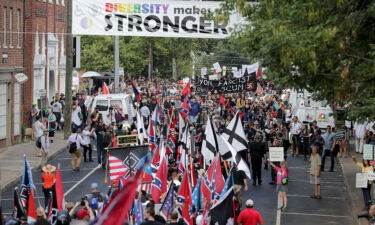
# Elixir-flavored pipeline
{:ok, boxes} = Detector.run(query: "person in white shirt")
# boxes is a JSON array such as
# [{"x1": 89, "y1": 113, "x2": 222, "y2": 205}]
[
  {"x1": 34, "y1": 116, "x2": 46, "y2": 157},
  {"x1": 82, "y1": 125, "x2": 95, "y2": 162},
  {"x1": 51, "y1": 99, "x2": 62, "y2": 130},
  {"x1": 67, "y1": 128, "x2": 84, "y2": 172},
  {"x1": 354, "y1": 121, "x2": 368, "y2": 153},
  {"x1": 72, "y1": 102, "x2": 83, "y2": 131},
  {"x1": 40, "y1": 129, "x2": 50, "y2": 167},
  {"x1": 289, "y1": 116, "x2": 302, "y2": 157}
]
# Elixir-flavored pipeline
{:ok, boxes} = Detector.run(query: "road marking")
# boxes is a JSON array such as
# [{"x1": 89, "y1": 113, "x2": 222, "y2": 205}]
[
  {"x1": 1, "y1": 196, "x2": 43, "y2": 201},
  {"x1": 288, "y1": 179, "x2": 343, "y2": 184},
  {"x1": 60, "y1": 167, "x2": 97, "y2": 172},
  {"x1": 34, "y1": 180, "x2": 79, "y2": 185},
  {"x1": 287, "y1": 194, "x2": 345, "y2": 200},
  {"x1": 276, "y1": 195, "x2": 281, "y2": 225},
  {"x1": 64, "y1": 166, "x2": 100, "y2": 196},
  {"x1": 281, "y1": 212, "x2": 349, "y2": 218}
]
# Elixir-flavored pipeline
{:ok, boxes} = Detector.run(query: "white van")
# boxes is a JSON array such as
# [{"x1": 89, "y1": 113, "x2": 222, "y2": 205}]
[{"x1": 91, "y1": 94, "x2": 134, "y2": 126}]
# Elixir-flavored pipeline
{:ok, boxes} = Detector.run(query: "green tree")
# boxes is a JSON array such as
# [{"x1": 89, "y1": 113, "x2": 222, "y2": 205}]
[{"x1": 225, "y1": 0, "x2": 375, "y2": 122}]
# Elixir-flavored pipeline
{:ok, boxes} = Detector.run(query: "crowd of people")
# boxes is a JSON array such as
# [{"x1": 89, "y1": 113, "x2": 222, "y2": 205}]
[{"x1": 8, "y1": 76, "x2": 374, "y2": 225}]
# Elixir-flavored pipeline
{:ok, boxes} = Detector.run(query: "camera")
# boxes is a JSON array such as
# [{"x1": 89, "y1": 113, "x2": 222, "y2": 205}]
[
  {"x1": 109, "y1": 106, "x2": 114, "y2": 111},
  {"x1": 81, "y1": 197, "x2": 86, "y2": 206}
]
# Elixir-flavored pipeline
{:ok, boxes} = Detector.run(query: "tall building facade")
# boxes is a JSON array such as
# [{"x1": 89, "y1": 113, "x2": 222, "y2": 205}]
[{"x1": 0, "y1": 0, "x2": 67, "y2": 148}]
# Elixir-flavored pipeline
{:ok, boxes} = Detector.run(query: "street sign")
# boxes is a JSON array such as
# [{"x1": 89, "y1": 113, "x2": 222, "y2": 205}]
[
  {"x1": 38, "y1": 89, "x2": 47, "y2": 97},
  {"x1": 14, "y1": 73, "x2": 28, "y2": 84}
]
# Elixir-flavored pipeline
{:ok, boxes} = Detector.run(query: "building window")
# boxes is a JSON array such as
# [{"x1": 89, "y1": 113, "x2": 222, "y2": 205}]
[
  {"x1": 17, "y1": 9, "x2": 21, "y2": 48},
  {"x1": 61, "y1": 0, "x2": 65, "y2": 7},
  {"x1": 49, "y1": 0, "x2": 53, "y2": 4},
  {"x1": 9, "y1": 8, "x2": 13, "y2": 48},
  {"x1": 0, "y1": 83, "x2": 7, "y2": 140},
  {"x1": 13, "y1": 83, "x2": 20, "y2": 136},
  {"x1": 3, "y1": 8, "x2": 7, "y2": 48},
  {"x1": 56, "y1": 0, "x2": 59, "y2": 5}
]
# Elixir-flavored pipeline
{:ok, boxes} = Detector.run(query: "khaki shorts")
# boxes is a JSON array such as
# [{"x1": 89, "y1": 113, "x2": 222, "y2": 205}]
[{"x1": 310, "y1": 175, "x2": 320, "y2": 185}]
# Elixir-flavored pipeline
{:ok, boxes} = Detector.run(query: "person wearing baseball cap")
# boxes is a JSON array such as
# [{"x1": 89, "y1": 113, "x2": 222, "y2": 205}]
[{"x1": 237, "y1": 199, "x2": 264, "y2": 225}]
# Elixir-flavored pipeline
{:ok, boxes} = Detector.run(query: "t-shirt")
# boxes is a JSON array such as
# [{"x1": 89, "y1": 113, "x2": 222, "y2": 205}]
[
  {"x1": 310, "y1": 154, "x2": 322, "y2": 176},
  {"x1": 52, "y1": 102, "x2": 62, "y2": 113},
  {"x1": 274, "y1": 166, "x2": 288, "y2": 185},
  {"x1": 233, "y1": 170, "x2": 247, "y2": 186},
  {"x1": 34, "y1": 121, "x2": 45, "y2": 138},
  {"x1": 72, "y1": 106, "x2": 82, "y2": 126},
  {"x1": 237, "y1": 208, "x2": 264, "y2": 225}
]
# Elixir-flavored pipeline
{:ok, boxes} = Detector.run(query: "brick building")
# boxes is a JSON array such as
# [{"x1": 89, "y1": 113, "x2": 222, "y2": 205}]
[
  {"x1": 23, "y1": 0, "x2": 67, "y2": 127},
  {"x1": 0, "y1": 0, "x2": 67, "y2": 148},
  {"x1": 0, "y1": 0, "x2": 24, "y2": 148}
]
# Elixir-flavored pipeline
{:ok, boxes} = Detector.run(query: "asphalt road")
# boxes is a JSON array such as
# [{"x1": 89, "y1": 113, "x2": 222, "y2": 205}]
[{"x1": 1, "y1": 149, "x2": 354, "y2": 225}]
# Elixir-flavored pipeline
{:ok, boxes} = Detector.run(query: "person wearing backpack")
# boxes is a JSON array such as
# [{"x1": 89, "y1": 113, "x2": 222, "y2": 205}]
[
  {"x1": 85, "y1": 183, "x2": 105, "y2": 203},
  {"x1": 67, "y1": 129, "x2": 84, "y2": 172},
  {"x1": 268, "y1": 160, "x2": 289, "y2": 212}
]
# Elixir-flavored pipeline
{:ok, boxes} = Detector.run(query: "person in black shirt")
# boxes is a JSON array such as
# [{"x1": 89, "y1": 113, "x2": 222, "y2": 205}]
[
  {"x1": 248, "y1": 134, "x2": 267, "y2": 185},
  {"x1": 233, "y1": 166, "x2": 248, "y2": 207},
  {"x1": 141, "y1": 207, "x2": 164, "y2": 225},
  {"x1": 167, "y1": 211, "x2": 184, "y2": 225}
]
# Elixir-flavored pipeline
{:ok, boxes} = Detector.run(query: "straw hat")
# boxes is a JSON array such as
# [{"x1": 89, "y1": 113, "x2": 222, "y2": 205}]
[{"x1": 42, "y1": 164, "x2": 56, "y2": 173}]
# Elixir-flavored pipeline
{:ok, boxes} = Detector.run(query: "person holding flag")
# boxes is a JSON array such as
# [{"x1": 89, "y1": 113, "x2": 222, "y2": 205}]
[{"x1": 41, "y1": 164, "x2": 56, "y2": 208}]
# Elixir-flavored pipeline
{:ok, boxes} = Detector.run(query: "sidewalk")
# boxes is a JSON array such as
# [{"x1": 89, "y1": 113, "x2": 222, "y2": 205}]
[
  {"x1": 339, "y1": 139, "x2": 370, "y2": 225},
  {"x1": 0, "y1": 132, "x2": 67, "y2": 192}
]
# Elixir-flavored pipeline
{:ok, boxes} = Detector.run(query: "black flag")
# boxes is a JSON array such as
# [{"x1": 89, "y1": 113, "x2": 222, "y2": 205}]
[
  {"x1": 209, "y1": 187, "x2": 235, "y2": 225},
  {"x1": 12, "y1": 187, "x2": 25, "y2": 218}
]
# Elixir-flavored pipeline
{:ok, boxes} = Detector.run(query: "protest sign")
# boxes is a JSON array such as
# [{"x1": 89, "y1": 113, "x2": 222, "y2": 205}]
[
  {"x1": 364, "y1": 144, "x2": 374, "y2": 160},
  {"x1": 201, "y1": 67, "x2": 207, "y2": 77},
  {"x1": 213, "y1": 62, "x2": 222, "y2": 73},
  {"x1": 269, "y1": 147, "x2": 284, "y2": 162},
  {"x1": 356, "y1": 173, "x2": 368, "y2": 188},
  {"x1": 241, "y1": 62, "x2": 259, "y2": 76},
  {"x1": 195, "y1": 69, "x2": 257, "y2": 93},
  {"x1": 117, "y1": 135, "x2": 139, "y2": 146},
  {"x1": 368, "y1": 171, "x2": 375, "y2": 181},
  {"x1": 72, "y1": 0, "x2": 245, "y2": 39}
]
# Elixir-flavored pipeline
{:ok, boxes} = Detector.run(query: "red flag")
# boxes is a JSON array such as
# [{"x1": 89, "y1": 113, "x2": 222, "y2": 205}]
[
  {"x1": 55, "y1": 168, "x2": 65, "y2": 211},
  {"x1": 177, "y1": 170, "x2": 193, "y2": 225},
  {"x1": 148, "y1": 120, "x2": 156, "y2": 151},
  {"x1": 112, "y1": 135, "x2": 118, "y2": 148},
  {"x1": 166, "y1": 116, "x2": 176, "y2": 155},
  {"x1": 108, "y1": 155, "x2": 127, "y2": 183},
  {"x1": 151, "y1": 156, "x2": 168, "y2": 203},
  {"x1": 102, "y1": 82, "x2": 109, "y2": 94},
  {"x1": 181, "y1": 83, "x2": 191, "y2": 96},
  {"x1": 96, "y1": 169, "x2": 143, "y2": 225},
  {"x1": 179, "y1": 96, "x2": 190, "y2": 119},
  {"x1": 27, "y1": 191, "x2": 37, "y2": 224},
  {"x1": 151, "y1": 145, "x2": 161, "y2": 172},
  {"x1": 256, "y1": 66, "x2": 262, "y2": 79},
  {"x1": 201, "y1": 156, "x2": 225, "y2": 203}
]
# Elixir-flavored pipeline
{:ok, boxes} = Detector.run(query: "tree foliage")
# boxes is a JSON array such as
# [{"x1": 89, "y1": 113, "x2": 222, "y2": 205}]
[{"x1": 225, "y1": 0, "x2": 375, "y2": 122}]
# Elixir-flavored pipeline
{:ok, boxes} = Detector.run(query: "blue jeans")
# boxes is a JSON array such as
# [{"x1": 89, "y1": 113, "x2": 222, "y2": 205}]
[
  {"x1": 362, "y1": 183, "x2": 372, "y2": 208},
  {"x1": 321, "y1": 149, "x2": 334, "y2": 171},
  {"x1": 189, "y1": 115, "x2": 198, "y2": 123},
  {"x1": 96, "y1": 143, "x2": 106, "y2": 166},
  {"x1": 71, "y1": 123, "x2": 82, "y2": 131}
]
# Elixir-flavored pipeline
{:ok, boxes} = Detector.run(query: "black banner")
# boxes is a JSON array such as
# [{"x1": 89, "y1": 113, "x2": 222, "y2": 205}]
[
  {"x1": 194, "y1": 70, "x2": 257, "y2": 94},
  {"x1": 117, "y1": 135, "x2": 138, "y2": 146}
]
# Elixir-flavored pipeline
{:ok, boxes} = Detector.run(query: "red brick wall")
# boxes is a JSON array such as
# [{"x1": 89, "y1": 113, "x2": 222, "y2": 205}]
[{"x1": 23, "y1": 0, "x2": 67, "y2": 127}]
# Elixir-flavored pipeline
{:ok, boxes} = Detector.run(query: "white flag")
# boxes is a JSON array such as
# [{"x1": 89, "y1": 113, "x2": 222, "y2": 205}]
[
  {"x1": 136, "y1": 111, "x2": 148, "y2": 144},
  {"x1": 221, "y1": 112, "x2": 248, "y2": 152},
  {"x1": 201, "y1": 117, "x2": 218, "y2": 163}
]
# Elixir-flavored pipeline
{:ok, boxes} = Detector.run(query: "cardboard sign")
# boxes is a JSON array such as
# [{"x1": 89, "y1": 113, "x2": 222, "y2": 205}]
[
  {"x1": 368, "y1": 171, "x2": 375, "y2": 181},
  {"x1": 269, "y1": 147, "x2": 284, "y2": 162},
  {"x1": 201, "y1": 67, "x2": 207, "y2": 77},
  {"x1": 364, "y1": 144, "x2": 374, "y2": 160},
  {"x1": 356, "y1": 173, "x2": 368, "y2": 188},
  {"x1": 117, "y1": 135, "x2": 138, "y2": 146}
]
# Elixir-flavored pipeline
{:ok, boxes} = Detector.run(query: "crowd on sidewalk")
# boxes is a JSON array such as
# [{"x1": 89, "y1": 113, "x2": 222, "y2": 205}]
[{"x1": 4, "y1": 76, "x2": 375, "y2": 225}]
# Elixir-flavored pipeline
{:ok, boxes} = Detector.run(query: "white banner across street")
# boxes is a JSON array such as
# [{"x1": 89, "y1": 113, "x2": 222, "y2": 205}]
[{"x1": 72, "y1": 0, "x2": 245, "y2": 38}]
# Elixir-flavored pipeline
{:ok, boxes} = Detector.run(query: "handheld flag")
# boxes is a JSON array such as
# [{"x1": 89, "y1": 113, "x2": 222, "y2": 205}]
[
  {"x1": 201, "y1": 156, "x2": 225, "y2": 203},
  {"x1": 192, "y1": 178, "x2": 202, "y2": 213},
  {"x1": 131, "y1": 81, "x2": 142, "y2": 102},
  {"x1": 27, "y1": 191, "x2": 37, "y2": 223},
  {"x1": 181, "y1": 82, "x2": 192, "y2": 96},
  {"x1": 55, "y1": 167, "x2": 65, "y2": 211},
  {"x1": 102, "y1": 82, "x2": 109, "y2": 94},
  {"x1": 221, "y1": 112, "x2": 248, "y2": 153},
  {"x1": 151, "y1": 156, "x2": 168, "y2": 203},
  {"x1": 160, "y1": 183, "x2": 175, "y2": 220},
  {"x1": 208, "y1": 187, "x2": 235, "y2": 225},
  {"x1": 201, "y1": 117, "x2": 219, "y2": 163},
  {"x1": 179, "y1": 96, "x2": 191, "y2": 119},
  {"x1": 177, "y1": 170, "x2": 193, "y2": 225}
]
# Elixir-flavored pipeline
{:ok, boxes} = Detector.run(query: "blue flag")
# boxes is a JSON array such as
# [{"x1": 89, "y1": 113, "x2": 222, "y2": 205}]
[
  {"x1": 219, "y1": 172, "x2": 233, "y2": 200},
  {"x1": 20, "y1": 156, "x2": 35, "y2": 208},
  {"x1": 192, "y1": 178, "x2": 202, "y2": 212},
  {"x1": 134, "y1": 198, "x2": 144, "y2": 225},
  {"x1": 160, "y1": 183, "x2": 175, "y2": 220}
]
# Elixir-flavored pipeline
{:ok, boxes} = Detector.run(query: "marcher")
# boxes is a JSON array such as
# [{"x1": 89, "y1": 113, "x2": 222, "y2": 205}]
[
  {"x1": 41, "y1": 164, "x2": 56, "y2": 208},
  {"x1": 233, "y1": 165, "x2": 249, "y2": 207},
  {"x1": 40, "y1": 129, "x2": 50, "y2": 167},
  {"x1": 82, "y1": 125, "x2": 95, "y2": 162},
  {"x1": 141, "y1": 207, "x2": 164, "y2": 225},
  {"x1": 249, "y1": 134, "x2": 267, "y2": 185},
  {"x1": 321, "y1": 125, "x2": 336, "y2": 172},
  {"x1": 237, "y1": 199, "x2": 264, "y2": 225},
  {"x1": 52, "y1": 98, "x2": 63, "y2": 130},
  {"x1": 289, "y1": 116, "x2": 302, "y2": 157},
  {"x1": 47, "y1": 109, "x2": 56, "y2": 143},
  {"x1": 72, "y1": 100, "x2": 83, "y2": 131},
  {"x1": 67, "y1": 129, "x2": 83, "y2": 172},
  {"x1": 268, "y1": 160, "x2": 288, "y2": 211},
  {"x1": 352, "y1": 156, "x2": 373, "y2": 209},
  {"x1": 310, "y1": 146, "x2": 322, "y2": 199}
]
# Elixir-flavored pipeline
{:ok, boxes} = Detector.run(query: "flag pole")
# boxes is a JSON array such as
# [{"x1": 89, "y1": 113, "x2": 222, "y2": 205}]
[
  {"x1": 189, "y1": 137, "x2": 194, "y2": 187},
  {"x1": 104, "y1": 148, "x2": 108, "y2": 183}
]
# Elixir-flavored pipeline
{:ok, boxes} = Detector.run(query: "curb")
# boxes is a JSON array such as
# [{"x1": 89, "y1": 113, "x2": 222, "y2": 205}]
[
  {"x1": 0, "y1": 146, "x2": 67, "y2": 193},
  {"x1": 338, "y1": 157, "x2": 361, "y2": 225}
]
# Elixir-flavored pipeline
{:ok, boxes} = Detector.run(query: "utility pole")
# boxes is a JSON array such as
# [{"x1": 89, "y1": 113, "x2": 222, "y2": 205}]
[
  {"x1": 172, "y1": 58, "x2": 177, "y2": 79},
  {"x1": 114, "y1": 36, "x2": 119, "y2": 93},
  {"x1": 64, "y1": 0, "x2": 73, "y2": 139}
]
